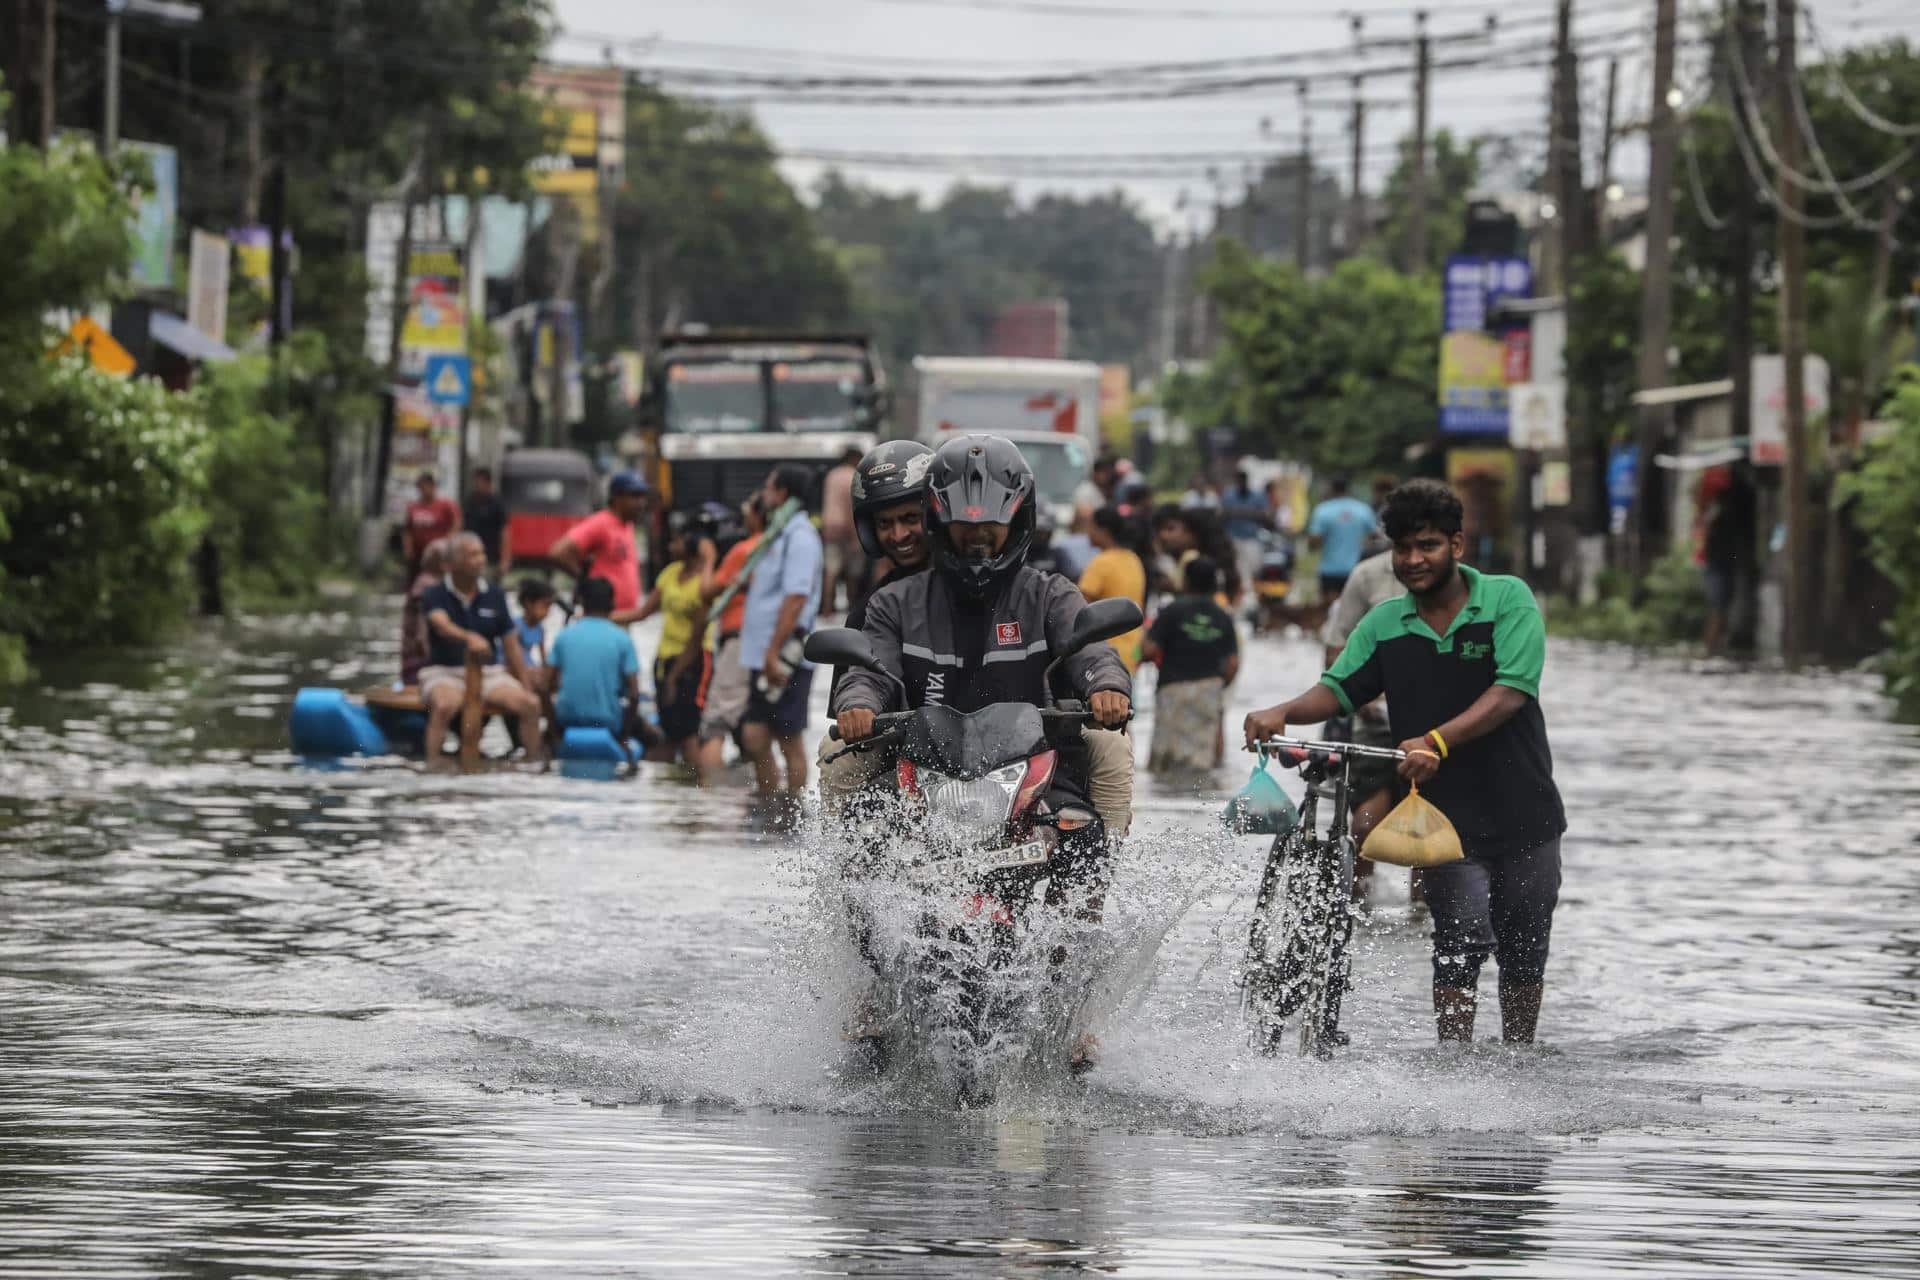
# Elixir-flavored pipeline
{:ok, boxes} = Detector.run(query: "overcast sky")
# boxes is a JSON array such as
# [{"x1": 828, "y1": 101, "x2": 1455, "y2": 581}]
[{"x1": 551, "y1": 0, "x2": 1916, "y2": 232}]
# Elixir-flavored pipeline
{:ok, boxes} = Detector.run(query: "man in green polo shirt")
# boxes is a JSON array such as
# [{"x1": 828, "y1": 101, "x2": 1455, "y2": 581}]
[{"x1": 1244, "y1": 479, "x2": 1566, "y2": 1045}]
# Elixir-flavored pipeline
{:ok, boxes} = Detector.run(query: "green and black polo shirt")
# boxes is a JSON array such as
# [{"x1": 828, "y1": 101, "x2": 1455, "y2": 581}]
[{"x1": 1321, "y1": 564, "x2": 1565, "y2": 858}]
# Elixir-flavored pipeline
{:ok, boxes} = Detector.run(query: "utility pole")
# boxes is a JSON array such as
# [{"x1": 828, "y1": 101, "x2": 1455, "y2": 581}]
[
  {"x1": 1348, "y1": 75, "x2": 1367, "y2": 255},
  {"x1": 1631, "y1": 0, "x2": 1680, "y2": 571},
  {"x1": 1728, "y1": 0, "x2": 1763, "y2": 450},
  {"x1": 1408, "y1": 11, "x2": 1432, "y2": 273},
  {"x1": 105, "y1": 0, "x2": 123, "y2": 152},
  {"x1": 1296, "y1": 80, "x2": 1313, "y2": 272},
  {"x1": 8, "y1": 0, "x2": 57, "y2": 147},
  {"x1": 1547, "y1": 0, "x2": 1584, "y2": 295},
  {"x1": 371, "y1": 142, "x2": 426, "y2": 521},
  {"x1": 1774, "y1": 0, "x2": 1810, "y2": 666},
  {"x1": 1595, "y1": 58, "x2": 1620, "y2": 248},
  {"x1": 267, "y1": 161, "x2": 289, "y2": 346},
  {"x1": 1158, "y1": 232, "x2": 1181, "y2": 373}
]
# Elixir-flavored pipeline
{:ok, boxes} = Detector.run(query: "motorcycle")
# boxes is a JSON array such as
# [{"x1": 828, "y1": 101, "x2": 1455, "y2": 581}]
[{"x1": 804, "y1": 596, "x2": 1141, "y2": 1101}]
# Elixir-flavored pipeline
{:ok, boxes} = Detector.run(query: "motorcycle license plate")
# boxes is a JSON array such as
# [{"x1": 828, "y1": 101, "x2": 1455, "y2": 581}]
[{"x1": 970, "y1": 840, "x2": 1049, "y2": 874}]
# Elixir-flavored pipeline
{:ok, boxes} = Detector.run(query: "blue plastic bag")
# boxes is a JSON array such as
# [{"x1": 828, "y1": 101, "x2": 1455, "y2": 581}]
[{"x1": 1221, "y1": 750, "x2": 1299, "y2": 835}]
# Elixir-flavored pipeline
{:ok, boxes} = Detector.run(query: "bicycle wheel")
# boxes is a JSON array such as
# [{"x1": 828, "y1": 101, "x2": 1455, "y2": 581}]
[{"x1": 1241, "y1": 827, "x2": 1345, "y2": 1056}]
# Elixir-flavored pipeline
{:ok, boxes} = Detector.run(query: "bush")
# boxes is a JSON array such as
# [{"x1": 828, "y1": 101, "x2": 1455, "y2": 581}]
[
  {"x1": 198, "y1": 336, "x2": 339, "y2": 607},
  {"x1": 1549, "y1": 550, "x2": 1708, "y2": 648},
  {"x1": 1839, "y1": 365, "x2": 1920, "y2": 718},
  {"x1": 0, "y1": 355, "x2": 209, "y2": 651}
]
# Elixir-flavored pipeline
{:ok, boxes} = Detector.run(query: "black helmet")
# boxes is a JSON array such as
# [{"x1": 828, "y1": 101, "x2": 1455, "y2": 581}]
[
  {"x1": 851, "y1": 440, "x2": 935, "y2": 558},
  {"x1": 925, "y1": 434, "x2": 1037, "y2": 600}
]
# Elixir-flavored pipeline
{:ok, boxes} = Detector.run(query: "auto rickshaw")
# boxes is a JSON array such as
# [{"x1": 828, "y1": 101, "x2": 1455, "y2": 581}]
[{"x1": 499, "y1": 449, "x2": 596, "y2": 570}]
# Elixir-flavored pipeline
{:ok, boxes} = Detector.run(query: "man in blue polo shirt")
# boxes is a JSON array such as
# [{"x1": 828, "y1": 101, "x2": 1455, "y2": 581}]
[
  {"x1": 420, "y1": 533, "x2": 544, "y2": 765},
  {"x1": 1306, "y1": 475, "x2": 1380, "y2": 601},
  {"x1": 1245, "y1": 479, "x2": 1565, "y2": 1046}
]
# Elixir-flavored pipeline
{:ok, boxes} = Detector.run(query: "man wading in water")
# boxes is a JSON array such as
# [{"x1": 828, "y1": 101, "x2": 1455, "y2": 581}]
[{"x1": 1243, "y1": 480, "x2": 1565, "y2": 1044}]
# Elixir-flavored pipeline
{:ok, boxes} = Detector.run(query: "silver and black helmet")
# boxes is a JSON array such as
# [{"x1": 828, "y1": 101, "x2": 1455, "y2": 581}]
[{"x1": 851, "y1": 440, "x2": 936, "y2": 559}]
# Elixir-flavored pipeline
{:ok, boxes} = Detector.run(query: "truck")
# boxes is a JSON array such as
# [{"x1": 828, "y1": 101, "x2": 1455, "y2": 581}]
[
  {"x1": 912, "y1": 356, "x2": 1104, "y2": 530},
  {"x1": 639, "y1": 330, "x2": 887, "y2": 517}
]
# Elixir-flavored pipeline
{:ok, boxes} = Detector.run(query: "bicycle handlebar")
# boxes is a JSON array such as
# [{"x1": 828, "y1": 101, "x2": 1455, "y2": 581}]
[{"x1": 1251, "y1": 735, "x2": 1407, "y2": 767}]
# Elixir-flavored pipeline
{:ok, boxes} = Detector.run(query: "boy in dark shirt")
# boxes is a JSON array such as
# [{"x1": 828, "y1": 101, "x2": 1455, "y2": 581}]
[{"x1": 1145, "y1": 557, "x2": 1240, "y2": 772}]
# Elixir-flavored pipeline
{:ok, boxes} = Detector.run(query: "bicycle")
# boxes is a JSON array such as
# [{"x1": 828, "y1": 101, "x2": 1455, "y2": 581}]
[{"x1": 1238, "y1": 735, "x2": 1407, "y2": 1059}]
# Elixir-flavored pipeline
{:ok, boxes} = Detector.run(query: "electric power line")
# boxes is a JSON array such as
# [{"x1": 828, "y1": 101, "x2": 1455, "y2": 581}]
[{"x1": 1803, "y1": 9, "x2": 1920, "y2": 138}]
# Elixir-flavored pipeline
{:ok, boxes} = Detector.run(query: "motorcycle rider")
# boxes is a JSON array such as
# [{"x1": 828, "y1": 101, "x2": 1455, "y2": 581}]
[
  {"x1": 820, "y1": 441, "x2": 936, "y2": 810},
  {"x1": 831, "y1": 434, "x2": 1135, "y2": 844}
]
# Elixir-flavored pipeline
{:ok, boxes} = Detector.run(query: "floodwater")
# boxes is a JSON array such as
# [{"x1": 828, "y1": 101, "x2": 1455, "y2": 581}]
[{"x1": 3, "y1": 594, "x2": 1919, "y2": 1277}]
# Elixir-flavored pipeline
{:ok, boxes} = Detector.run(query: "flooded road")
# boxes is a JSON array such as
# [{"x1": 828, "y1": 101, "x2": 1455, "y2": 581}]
[{"x1": 4, "y1": 596, "x2": 1919, "y2": 1276}]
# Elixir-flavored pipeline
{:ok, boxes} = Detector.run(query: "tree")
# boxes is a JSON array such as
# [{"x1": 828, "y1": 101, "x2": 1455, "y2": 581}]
[
  {"x1": 610, "y1": 84, "x2": 851, "y2": 351},
  {"x1": 813, "y1": 174, "x2": 1163, "y2": 382},
  {"x1": 1376, "y1": 128, "x2": 1483, "y2": 275},
  {"x1": 1166, "y1": 241, "x2": 1441, "y2": 478}
]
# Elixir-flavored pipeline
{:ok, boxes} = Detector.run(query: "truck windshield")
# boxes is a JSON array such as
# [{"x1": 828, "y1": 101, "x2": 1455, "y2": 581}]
[
  {"x1": 927, "y1": 387, "x2": 1082, "y2": 436},
  {"x1": 664, "y1": 362, "x2": 763, "y2": 433},
  {"x1": 1018, "y1": 438, "x2": 1091, "y2": 502},
  {"x1": 773, "y1": 361, "x2": 865, "y2": 432}
]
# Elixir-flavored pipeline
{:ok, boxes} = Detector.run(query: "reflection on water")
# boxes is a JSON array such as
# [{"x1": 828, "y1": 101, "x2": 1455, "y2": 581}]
[{"x1": 3, "y1": 599, "x2": 1920, "y2": 1275}]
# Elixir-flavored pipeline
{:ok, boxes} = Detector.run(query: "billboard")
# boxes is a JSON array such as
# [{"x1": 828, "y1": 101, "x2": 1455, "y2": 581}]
[
  {"x1": 126, "y1": 141, "x2": 178, "y2": 289},
  {"x1": 991, "y1": 300, "x2": 1069, "y2": 359},
  {"x1": 1749, "y1": 354, "x2": 1831, "y2": 466},
  {"x1": 1439, "y1": 255, "x2": 1532, "y2": 436}
]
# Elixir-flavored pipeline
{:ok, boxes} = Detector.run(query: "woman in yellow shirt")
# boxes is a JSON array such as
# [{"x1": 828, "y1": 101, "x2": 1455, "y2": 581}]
[
  {"x1": 1079, "y1": 508, "x2": 1148, "y2": 673},
  {"x1": 631, "y1": 519, "x2": 714, "y2": 761}
]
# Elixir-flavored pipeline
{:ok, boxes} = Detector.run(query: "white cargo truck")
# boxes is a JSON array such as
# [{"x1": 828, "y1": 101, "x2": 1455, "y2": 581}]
[{"x1": 912, "y1": 356, "x2": 1104, "y2": 530}]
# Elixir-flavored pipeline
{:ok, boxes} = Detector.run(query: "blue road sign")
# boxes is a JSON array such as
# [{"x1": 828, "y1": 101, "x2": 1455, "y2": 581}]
[{"x1": 423, "y1": 353, "x2": 472, "y2": 407}]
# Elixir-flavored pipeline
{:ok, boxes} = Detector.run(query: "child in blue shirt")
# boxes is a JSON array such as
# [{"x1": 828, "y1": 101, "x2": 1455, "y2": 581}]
[{"x1": 549, "y1": 578, "x2": 639, "y2": 732}]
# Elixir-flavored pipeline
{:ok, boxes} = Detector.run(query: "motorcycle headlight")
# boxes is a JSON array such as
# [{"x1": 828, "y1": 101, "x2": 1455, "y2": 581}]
[{"x1": 919, "y1": 762, "x2": 1025, "y2": 848}]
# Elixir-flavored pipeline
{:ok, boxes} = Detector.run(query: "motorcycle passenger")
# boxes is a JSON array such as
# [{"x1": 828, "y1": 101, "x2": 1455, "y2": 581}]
[
  {"x1": 831, "y1": 434, "x2": 1135, "y2": 849},
  {"x1": 820, "y1": 441, "x2": 936, "y2": 811}
]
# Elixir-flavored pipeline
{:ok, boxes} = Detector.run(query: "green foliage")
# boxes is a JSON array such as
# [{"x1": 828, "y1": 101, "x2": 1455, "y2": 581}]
[
  {"x1": 1676, "y1": 36, "x2": 1920, "y2": 412},
  {"x1": 1376, "y1": 129, "x2": 1483, "y2": 274},
  {"x1": 1164, "y1": 243, "x2": 1441, "y2": 478},
  {"x1": 0, "y1": 141, "x2": 136, "y2": 350},
  {"x1": 813, "y1": 173, "x2": 1161, "y2": 379},
  {"x1": 197, "y1": 337, "x2": 340, "y2": 607},
  {"x1": 1549, "y1": 551, "x2": 1709, "y2": 648},
  {"x1": 0, "y1": 357, "x2": 210, "y2": 651},
  {"x1": 1837, "y1": 366, "x2": 1920, "y2": 718},
  {"x1": 612, "y1": 87, "x2": 852, "y2": 351}
]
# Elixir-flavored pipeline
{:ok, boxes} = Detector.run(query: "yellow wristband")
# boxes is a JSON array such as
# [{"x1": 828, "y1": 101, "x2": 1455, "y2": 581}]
[{"x1": 1427, "y1": 729, "x2": 1449, "y2": 759}]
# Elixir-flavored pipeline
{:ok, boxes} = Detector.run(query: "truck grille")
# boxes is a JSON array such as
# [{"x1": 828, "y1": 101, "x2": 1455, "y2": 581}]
[{"x1": 669, "y1": 459, "x2": 825, "y2": 512}]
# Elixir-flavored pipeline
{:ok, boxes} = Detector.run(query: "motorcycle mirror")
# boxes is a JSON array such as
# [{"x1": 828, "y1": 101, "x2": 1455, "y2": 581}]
[
  {"x1": 1067, "y1": 597, "x2": 1144, "y2": 653},
  {"x1": 803, "y1": 627, "x2": 877, "y2": 670}
]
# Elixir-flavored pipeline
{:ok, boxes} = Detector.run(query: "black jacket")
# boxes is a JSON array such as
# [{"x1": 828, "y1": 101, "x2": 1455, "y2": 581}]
[{"x1": 832, "y1": 566, "x2": 1130, "y2": 716}]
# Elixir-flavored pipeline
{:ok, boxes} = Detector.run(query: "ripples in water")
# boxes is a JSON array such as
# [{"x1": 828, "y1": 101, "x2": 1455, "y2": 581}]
[{"x1": 4, "y1": 607, "x2": 1920, "y2": 1274}]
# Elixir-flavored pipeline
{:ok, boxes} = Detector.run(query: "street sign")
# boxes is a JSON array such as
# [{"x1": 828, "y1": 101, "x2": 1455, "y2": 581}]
[
  {"x1": 423, "y1": 354, "x2": 472, "y2": 406},
  {"x1": 187, "y1": 229, "x2": 229, "y2": 343},
  {"x1": 1441, "y1": 256, "x2": 1533, "y2": 333},
  {"x1": 1607, "y1": 445, "x2": 1637, "y2": 536},
  {"x1": 56, "y1": 317, "x2": 137, "y2": 378},
  {"x1": 1749, "y1": 354, "x2": 1831, "y2": 466},
  {"x1": 1508, "y1": 381, "x2": 1567, "y2": 450}
]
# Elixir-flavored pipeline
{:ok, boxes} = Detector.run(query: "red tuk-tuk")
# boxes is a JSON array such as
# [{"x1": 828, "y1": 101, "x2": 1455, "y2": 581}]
[{"x1": 500, "y1": 449, "x2": 597, "y2": 568}]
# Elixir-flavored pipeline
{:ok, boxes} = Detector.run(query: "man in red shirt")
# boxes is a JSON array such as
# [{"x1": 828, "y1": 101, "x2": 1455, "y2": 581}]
[
  {"x1": 402, "y1": 472, "x2": 461, "y2": 580},
  {"x1": 548, "y1": 471, "x2": 652, "y2": 620}
]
